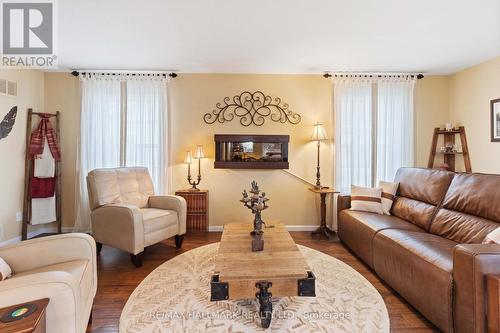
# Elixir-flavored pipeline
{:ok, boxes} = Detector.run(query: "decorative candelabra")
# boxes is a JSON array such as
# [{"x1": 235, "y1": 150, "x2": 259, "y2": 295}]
[
  {"x1": 184, "y1": 145, "x2": 204, "y2": 191},
  {"x1": 240, "y1": 181, "x2": 269, "y2": 251}
]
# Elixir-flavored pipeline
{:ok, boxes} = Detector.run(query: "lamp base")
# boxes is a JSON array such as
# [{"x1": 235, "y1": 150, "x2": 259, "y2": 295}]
[{"x1": 188, "y1": 187, "x2": 201, "y2": 192}]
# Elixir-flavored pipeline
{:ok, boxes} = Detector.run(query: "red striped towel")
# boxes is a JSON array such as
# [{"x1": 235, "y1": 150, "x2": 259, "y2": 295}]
[{"x1": 28, "y1": 114, "x2": 61, "y2": 161}]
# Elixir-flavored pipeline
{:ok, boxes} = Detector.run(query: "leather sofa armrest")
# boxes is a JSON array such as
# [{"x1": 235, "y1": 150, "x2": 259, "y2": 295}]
[
  {"x1": 0, "y1": 271, "x2": 81, "y2": 333},
  {"x1": 337, "y1": 194, "x2": 351, "y2": 215},
  {"x1": 453, "y1": 244, "x2": 500, "y2": 333},
  {"x1": 148, "y1": 195, "x2": 187, "y2": 235},
  {"x1": 0, "y1": 233, "x2": 96, "y2": 275},
  {"x1": 91, "y1": 203, "x2": 144, "y2": 254}
]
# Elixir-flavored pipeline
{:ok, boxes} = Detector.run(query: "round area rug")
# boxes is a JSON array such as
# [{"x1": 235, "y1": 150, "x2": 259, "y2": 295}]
[{"x1": 120, "y1": 243, "x2": 389, "y2": 333}]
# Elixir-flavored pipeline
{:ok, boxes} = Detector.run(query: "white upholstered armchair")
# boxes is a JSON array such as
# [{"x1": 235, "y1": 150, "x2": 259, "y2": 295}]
[
  {"x1": 87, "y1": 167, "x2": 187, "y2": 267},
  {"x1": 0, "y1": 233, "x2": 97, "y2": 333}
]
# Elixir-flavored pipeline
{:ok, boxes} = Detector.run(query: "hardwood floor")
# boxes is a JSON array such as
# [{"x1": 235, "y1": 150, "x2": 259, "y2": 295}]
[{"x1": 87, "y1": 232, "x2": 439, "y2": 333}]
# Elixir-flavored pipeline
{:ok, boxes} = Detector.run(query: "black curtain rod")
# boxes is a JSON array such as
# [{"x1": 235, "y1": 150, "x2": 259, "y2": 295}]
[
  {"x1": 71, "y1": 71, "x2": 177, "y2": 78},
  {"x1": 323, "y1": 73, "x2": 424, "y2": 79}
]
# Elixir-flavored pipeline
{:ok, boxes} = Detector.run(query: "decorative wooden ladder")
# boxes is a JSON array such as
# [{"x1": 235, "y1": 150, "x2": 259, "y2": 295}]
[
  {"x1": 427, "y1": 126, "x2": 472, "y2": 172},
  {"x1": 22, "y1": 109, "x2": 62, "y2": 240}
]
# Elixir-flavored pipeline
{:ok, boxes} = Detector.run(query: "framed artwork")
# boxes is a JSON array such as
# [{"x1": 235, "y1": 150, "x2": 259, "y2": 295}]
[{"x1": 492, "y1": 98, "x2": 500, "y2": 142}]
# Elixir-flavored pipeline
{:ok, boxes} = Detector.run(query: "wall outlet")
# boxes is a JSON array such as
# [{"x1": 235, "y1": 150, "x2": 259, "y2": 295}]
[{"x1": 15, "y1": 211, "x2": 23, "y2": 222}]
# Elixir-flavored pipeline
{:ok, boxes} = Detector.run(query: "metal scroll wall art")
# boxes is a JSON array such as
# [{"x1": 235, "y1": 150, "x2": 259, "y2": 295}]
[{"x1": 204, "y1": 91, "x2": 301, "y2": 126}]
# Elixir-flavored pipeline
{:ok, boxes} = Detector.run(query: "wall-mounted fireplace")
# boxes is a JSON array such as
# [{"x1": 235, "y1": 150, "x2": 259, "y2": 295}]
[{"x1": 214, "y1": 134, "x2": 289, "y2": 169}]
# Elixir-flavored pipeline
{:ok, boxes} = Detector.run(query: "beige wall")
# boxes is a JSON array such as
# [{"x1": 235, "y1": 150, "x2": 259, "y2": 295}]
[
  {"x1": 44, "y1": 73, "x2": 80, "y2": 229},
  {"x1": 449, "y1": 57, "x2": 500, "y2": 173},
  {"x1": 415, "y1": 76, "x2": 450, "y2": 167},
  {"x1": 0, "y1": 70, "x2": 45, "y2": 242},
  {"x1": 40, "y1": 73, "x2": 449, "y2": 232},
  {"x1": 169, "y1": 74, "x2": 334, "y2": 227}
]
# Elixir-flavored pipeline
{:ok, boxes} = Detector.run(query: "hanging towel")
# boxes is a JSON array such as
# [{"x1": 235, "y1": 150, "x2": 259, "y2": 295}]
[
  {"x1": 34, "y1": 138, "x2": 55, "y2": 178},
  {"x1": 31, "y1": 196, "x2": 56, "y2": 225},
  {"x1": 28, "y1": 114, "x2": 61, "y2": 161},
  {"x1": 31, "y1": 177, "x2": 56, "y2": 198}
]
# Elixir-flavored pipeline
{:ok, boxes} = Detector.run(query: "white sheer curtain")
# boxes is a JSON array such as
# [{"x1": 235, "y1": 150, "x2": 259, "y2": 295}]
[
  {"x1": 334, "y1": 78, "x2": 373, "y2": 193},
  {"x1": 333, "y1": 75, "x2": 416, "y2": 194},
  {"x1": 73, "y1": 74, "x2": 169, "y2": 232},
  {"x1": 126, "y1": 79, "x2": 168, "y2": 194},
  {"x1": 376, "y1": 78, "x2": 415, "y2": 183},
  {"x1": 74, "y1": 75, "x2": 121, "y2": 232}
]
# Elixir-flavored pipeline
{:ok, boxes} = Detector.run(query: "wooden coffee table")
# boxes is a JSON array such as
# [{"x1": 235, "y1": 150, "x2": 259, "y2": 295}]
[{"x1": 210, "y1": 222, "x2": 315, "y2": 328}]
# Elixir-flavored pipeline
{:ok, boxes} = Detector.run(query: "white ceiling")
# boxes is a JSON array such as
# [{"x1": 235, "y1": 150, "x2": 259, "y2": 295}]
[{"x1": 57, "y1": 0, "x2": 500, "y2": 74}]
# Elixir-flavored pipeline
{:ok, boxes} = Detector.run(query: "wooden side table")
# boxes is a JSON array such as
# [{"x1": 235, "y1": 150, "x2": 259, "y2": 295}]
[
  {"x1": 309, "y1": 187, "x2": 338, "y2": 240},
  {"x1": 175, "y1": 190, "x2": 209, "y2": 232},
  {"x1": 0, "y1": 298, "x2": 49, "y2": 333}
]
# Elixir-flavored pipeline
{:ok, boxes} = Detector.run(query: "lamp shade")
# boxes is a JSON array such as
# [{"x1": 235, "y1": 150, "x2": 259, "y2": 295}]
[
  {"x1": 184, "y1": 151, "x2": 193, "y2": 164},
  {"x1": 311, "y1": 123, "x2": 327, "y2": 141},
  {"x1": 194, "y1": 145, "x2": 205, "y2": 159}
]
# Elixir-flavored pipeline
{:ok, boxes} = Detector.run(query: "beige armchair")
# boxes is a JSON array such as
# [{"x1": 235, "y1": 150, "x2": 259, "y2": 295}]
[
  {"x1": 0, "y1": 233, "x2": 97, "y2": 333},
  {"x1": 87, "y1": 167, "x2": 187, "y2": 267}
]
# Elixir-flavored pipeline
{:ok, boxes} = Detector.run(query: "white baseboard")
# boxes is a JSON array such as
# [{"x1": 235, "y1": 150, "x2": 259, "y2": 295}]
[
  {"x1": 208, "y1": 224, "x2": 319, "y2": 232},
  {"x1": 0, "y1": 226, "x2": 75, "y2": 247}
]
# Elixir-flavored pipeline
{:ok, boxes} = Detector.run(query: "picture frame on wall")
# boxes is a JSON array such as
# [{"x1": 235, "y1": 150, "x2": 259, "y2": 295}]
[{"x1": 492, "y1": 98, "x2": 500, "y2": 142}]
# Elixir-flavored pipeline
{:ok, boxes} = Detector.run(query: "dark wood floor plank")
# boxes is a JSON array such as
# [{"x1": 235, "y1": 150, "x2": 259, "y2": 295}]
[{"x1": 86, "y1": 231, "x2": 439, "y2": 332}]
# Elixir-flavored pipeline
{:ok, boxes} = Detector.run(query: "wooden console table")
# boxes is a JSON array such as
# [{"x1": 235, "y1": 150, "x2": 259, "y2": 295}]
[
  {"x1": 309, "y1": 187, "x2": 338, "y2": 240},
  {"x1": 0, "y1": 298, "x2": 49, "y2": 333},
  {"x1": 175, "y1": 190, "x2": 209, "y2": 232}
]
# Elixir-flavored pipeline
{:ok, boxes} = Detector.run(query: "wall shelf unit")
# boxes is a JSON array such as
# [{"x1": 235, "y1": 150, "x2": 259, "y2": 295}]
[{"x1": 214, "y1": 134, "x2": 289, "y2": 169}]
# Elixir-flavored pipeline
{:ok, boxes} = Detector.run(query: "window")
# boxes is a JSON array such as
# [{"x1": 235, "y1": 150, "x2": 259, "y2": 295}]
[
  {"x1": 334, "y1": 77, "x2": 415, "y2": 193},
  {"x1": 74, "y1": 73, "x2": 168, "y2": 232}
]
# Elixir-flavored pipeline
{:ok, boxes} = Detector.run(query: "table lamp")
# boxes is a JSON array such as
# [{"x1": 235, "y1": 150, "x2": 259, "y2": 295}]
[
  {"x1": 311, "y1": 123, "x2": 327, "y2": 189},
  {"x1": 184, "y1": 145, "x2": 204, "y2": 191}
]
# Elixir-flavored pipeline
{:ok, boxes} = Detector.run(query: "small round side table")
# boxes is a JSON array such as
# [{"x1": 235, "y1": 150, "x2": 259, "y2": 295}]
[{"x1": 309, "y1": 187, "x2": 338, "y2": 239}]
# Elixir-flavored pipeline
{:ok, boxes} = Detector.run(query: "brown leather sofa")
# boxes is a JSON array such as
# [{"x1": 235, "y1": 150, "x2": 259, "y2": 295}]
[{"x1": 337, "y1": 167, "x2": 500, "y2": 333}]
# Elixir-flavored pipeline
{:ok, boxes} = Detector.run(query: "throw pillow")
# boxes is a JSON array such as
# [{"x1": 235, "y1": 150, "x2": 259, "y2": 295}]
[
  {"x1": 350, "y1": 185, "x2": 383, "y2": 214},
  {"x1": 483, "y1": 227, "x2": 500, "y2": 244},
  {"x1": 379, "y1": 181, "x2": 399, "y2": 215},
  {"x1": 0, "y1": 257, "x2": 12, "y2": 281}
]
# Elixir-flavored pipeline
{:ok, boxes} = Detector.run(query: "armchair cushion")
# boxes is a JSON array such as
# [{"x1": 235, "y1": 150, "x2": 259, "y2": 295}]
[
  {"x1": 141, "y1": 208, "x2": 178, "y2": 234},
  {"x1": 87, "y1": 167, "x2": 154, "y2": 210},
  {"x1": 149, "y1": 195, "x2": 187, "y2": 235},
  {"x1": 13, "y1": 259, "x2": 92, "y2": 304}
]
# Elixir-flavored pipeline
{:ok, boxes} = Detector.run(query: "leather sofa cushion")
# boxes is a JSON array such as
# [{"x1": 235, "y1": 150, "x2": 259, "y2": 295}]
[
  {"x1": 392, "y1": 168, "x2": 454, "y2": 230},
  {"x1": 87, "y1": 167, "x2": 154, "y2": 210},
  {"x1": 391, "y1": 197, "x2": 436, "y2": 230},
  {"x1": 338, "y1": 210, "x2": 424, "y2": 268},
  {"x1": 373, "y1": 229, "x2": 457, "y2": 332},
  {"x1": 393, "y1": 168, "x2": 454, "y2": 205},
  {"x1": 14, "y1": 259, "x2": 92, "y2": 304},
  {"x1": 141, "y1": 208, "x2": 178, "y2": 234},
  {"x1": 431, "y1": 209, "x2": 498, "y2": 244},
  {"x1": 430, "y1": 173, "x2": 500, "y2": 243}
]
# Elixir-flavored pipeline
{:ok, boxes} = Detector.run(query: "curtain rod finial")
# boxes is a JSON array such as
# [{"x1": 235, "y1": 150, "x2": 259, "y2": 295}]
[
  {"x1": 71, "y1": 71, "x2": 79, "y2": 77},
  {"x1": 169, "y1": 72, "x2": 178, "y2": 78},
  {"x1": 323, "y1": 73, "x2": 332, "y2": 78}
]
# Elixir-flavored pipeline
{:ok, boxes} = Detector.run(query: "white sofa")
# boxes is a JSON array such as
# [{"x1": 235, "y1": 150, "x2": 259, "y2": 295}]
[{"x1": 0, "y1": 233, "x2": 97, "y2": 333}]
